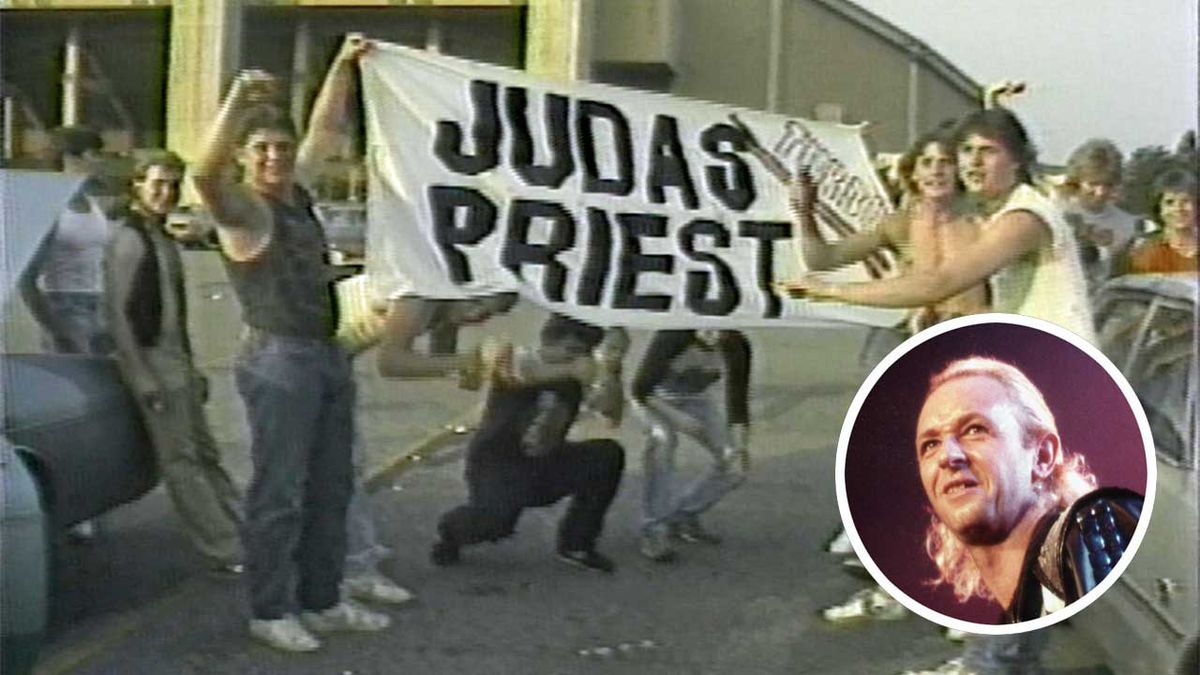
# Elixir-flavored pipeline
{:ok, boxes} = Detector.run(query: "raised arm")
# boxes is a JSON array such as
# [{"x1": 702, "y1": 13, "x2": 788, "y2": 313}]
[
  {"x1": 788, "y1": 172, "x2": 892, "y2": 271},
  {"x1": 786, "y1": 210, "x2": 1047, "y2": 308},
  {"x1": 190, "y1": 70, "x2": 277, "y2": 259},
  {"x1": 296, "y1": 34, "x2": 373, "y2": 181}
]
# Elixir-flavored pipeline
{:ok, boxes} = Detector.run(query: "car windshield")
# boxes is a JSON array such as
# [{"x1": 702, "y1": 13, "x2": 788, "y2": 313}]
[{"x1": 1127, "y1": 305, "x2": 1195, "y2": 466}]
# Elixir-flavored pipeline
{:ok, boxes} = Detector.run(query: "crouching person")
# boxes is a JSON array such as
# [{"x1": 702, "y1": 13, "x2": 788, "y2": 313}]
[{"x1": 431, "y1": 315, "x2": 626, "y2": 573}]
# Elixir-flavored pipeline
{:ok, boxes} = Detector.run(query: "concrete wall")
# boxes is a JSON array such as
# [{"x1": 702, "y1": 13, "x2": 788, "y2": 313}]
[{"x1": 591, "y1": 0, "x2": 978, "y2": 153}]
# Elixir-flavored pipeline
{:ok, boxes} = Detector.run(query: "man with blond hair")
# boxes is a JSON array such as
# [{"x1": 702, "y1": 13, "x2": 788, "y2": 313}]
[{"x1": 915, "y1": 356, "x2": 1141, "y2": 624}]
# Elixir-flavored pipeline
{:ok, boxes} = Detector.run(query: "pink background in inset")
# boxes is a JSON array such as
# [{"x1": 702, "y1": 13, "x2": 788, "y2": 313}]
[{"x1": 844, "y1": 322, "x2": 1148, "y2": 624}]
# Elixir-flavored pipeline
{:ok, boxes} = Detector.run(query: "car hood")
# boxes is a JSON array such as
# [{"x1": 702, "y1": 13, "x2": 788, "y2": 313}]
[{"x1": 1, "y1": 170, "x2": 84, "y2": 306}]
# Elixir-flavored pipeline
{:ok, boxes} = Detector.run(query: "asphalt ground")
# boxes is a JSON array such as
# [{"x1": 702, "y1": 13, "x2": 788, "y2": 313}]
[{"x1": 11, "y1": 253, "x2": 1114, "y2": 674}]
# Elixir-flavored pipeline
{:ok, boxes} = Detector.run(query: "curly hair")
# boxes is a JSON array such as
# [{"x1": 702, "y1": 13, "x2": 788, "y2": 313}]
[{"x1": 921, "y1": 356, "x2": 1098, "y2": 602}]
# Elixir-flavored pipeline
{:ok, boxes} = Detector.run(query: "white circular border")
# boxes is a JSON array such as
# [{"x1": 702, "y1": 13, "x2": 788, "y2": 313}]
[{"x1": 834, "y1": 312, "x2": 1158, "y2": 636}]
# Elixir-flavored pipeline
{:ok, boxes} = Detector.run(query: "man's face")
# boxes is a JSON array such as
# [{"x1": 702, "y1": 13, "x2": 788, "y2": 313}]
[
  {"x1": 958, "y1": 133, "x2": 1019, "y2": 199},
  {"x1": 911, "y1": 142, "x2": 957, "y2": 200},
  {"x1": 916, "y1": 376, "x2": 1043, "y2": 545},
  {"x1": 1075, "y1": 177, "x2": 1118, "y2": 213},
  {"x1": 133, "y1": 164, "x2": 183, "y2": 217},
  {"x1": 238, "y1": 128, "x2": 296, "y2": 192},
  {"x1": 1159, "y1": 190, "x2": 1197, "y2": 232}
]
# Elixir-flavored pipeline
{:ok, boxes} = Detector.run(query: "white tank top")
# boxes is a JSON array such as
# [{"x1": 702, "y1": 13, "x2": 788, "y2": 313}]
[
  {"x1": 987, "y1": 184, "x2": 1096, "y2": 344},
  {"x1": 39, "y1": 198, "x2": 113, "y2": 293}
]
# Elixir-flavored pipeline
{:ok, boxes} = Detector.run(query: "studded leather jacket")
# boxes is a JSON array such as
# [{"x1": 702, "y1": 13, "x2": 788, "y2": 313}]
[{"x1": 1005, "y1": 487, "x2": 1144, "y2": 622}]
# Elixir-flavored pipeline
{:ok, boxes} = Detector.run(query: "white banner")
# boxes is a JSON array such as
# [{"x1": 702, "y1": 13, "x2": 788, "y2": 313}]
[{"x1": 361, "y1": 42, "x2": 904, "y2": 329}]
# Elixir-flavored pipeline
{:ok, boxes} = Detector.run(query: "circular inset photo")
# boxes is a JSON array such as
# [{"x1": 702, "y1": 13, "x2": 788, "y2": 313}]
[{"x1": 836, "y1": 314, "x2": 1155, "y2": 635}]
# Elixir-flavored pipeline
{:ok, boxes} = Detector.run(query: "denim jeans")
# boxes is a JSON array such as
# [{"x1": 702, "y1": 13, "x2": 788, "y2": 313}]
[
  {"x1": 635, "y1": 388, "x2": 746, "y2": 534},
  {"x1": 41, "y1": 291, "x2": 114, "y2": 355},
  {"x1": 344, "y1": 428, "x2": 391, "y2": 578},
  {"x1": 234, "y1": 330, "x2": 355, "y2": 620},
  {"x1": 962, "y1": 632, "x2": 1048, "y2": 675}
]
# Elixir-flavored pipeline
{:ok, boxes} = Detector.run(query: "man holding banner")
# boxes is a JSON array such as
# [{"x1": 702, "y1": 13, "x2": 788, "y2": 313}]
[{"x1": 192, "y1": 36, "x2": 391, "y2": 652}]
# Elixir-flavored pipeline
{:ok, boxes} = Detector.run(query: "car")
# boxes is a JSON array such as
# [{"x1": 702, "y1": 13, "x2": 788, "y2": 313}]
[
  {"x1": 1075, "y1": 272, "x2": 1198, "y2": 675},
  {"x1": 1, "y1": 169, "x2": 160, "y2": 674}
]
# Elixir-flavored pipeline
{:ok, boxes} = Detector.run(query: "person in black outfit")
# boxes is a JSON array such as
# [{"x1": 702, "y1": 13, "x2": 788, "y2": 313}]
[{"x1": 431, "y1": 315, "x2": 626, "y2": 573}]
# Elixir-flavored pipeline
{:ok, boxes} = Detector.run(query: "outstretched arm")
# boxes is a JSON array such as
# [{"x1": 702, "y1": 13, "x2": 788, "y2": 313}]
[
  {"x1": 296, "y1": 34, "x2": 372, "y2": 181},
  {"x1": 784, "y1": 210, "x2": 1046, "y2": 308}
]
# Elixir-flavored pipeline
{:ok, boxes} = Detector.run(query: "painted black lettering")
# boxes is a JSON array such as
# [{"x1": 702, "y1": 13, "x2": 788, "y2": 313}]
[
  {"x1": 700, "y1": 124, "x2": 756, "y2": 211},
  {"x1": 679, "y1": 219, "x2": 740, "y2": 316},
  {"x1": 501, "y1": 199, "x2": 576, "y2": 302},
  {"x1": 505, "y1": 87, "x2": 574, "y2": 188},
  {"x1": 434, "y1": 80, "x2": 501, "y2": 175},
  {"x1": 613, "y1": 213, "x2": 673, "y2": 312},
  {"x1": 576, "y1": 207, "x2": 613, "y2": 306},
  {"x1": 738, "y1": 220, "x2": 791, "y2": 318},
  {"x1": 576, "y1": 99, "x2": 634, "y2": 196},
  {"x1": 646, "y1": 115, "x2": 699, "y2": 210},
  {"x1": 428, "y1": 185, "x2": 498, "y2": 284}
]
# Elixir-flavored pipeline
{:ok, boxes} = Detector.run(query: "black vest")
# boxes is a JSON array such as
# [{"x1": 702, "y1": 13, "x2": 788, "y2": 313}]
[
  {"x1": 222, "y1": 188, "x2": 338, "y2": 339},
  {"x1": 122, "y1": 211, "x2": 189, "y2": 350}
]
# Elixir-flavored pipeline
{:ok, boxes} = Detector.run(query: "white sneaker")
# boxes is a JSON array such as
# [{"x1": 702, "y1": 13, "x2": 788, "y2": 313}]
[
  {"x1": 248, "y1": 615, "x2": 321, "y2": 652},
  {"x1": 944, "y1": 627, "x2": 969, "y2": 642},
  {"x1": 827, "y1": 529, "x2": 853, "y2": 555},
  {"x1": 822, "y1": 587, "x2": 907, "y2": 623},
  {"x1": 300, "y1": 601, "x2": 391, "y2": 633},
  {"x1": 900, "y1": 658, "x2": 977, "y2": 675},
  {"x1": 342, "y1": 573, "x2": 415, "y2": 606}
]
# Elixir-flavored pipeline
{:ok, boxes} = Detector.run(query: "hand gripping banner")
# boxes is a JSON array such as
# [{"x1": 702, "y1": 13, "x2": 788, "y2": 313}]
[{"x1": 361, "y1": 41, "x2": 904, "y2": 329}]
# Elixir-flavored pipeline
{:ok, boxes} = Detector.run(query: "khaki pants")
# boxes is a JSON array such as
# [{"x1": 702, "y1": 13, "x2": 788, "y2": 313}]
[{"x1": 138, "y1": 381, "x2": 243, "y2": 566}]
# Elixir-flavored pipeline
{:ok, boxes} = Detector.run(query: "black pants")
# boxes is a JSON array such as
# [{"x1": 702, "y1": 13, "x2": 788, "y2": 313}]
[{"x1": 439, "y1": 439, "x2": 624, "y2": 553}]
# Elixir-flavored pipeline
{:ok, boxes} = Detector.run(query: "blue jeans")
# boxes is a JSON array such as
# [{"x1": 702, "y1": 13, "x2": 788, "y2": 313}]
[
  {"x1": 635, "y1": 389, "x2": 746, "y2": 534},
  {"x1": 41, "y1": 291, "x2": 114, "y2": 355},
  {"x1": 962, "y1": 632, "x2": 1048, "y2": 675},
  {"x1": 344, "y1": 428, "x2": 391, "y2": 577},
  {"x1": 234, "y1": 330, "x2": 355, "y2": 620}
]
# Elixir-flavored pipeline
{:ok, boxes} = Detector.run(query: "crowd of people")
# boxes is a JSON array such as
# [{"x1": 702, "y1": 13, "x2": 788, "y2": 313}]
[{"x1": 14, "y1": 31, "x2": 1195, "y2": 673}]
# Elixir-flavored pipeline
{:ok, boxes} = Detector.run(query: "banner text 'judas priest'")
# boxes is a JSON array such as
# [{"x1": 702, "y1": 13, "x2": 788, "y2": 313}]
[{"x1": 424, "y1": 80, "x2": 880, "y2": 319}]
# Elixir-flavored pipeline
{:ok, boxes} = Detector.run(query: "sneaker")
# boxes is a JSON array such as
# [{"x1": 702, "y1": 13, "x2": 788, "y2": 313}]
[
  {"x1": 822, "y1": 587, "x2": 907, "y2": 623},
  {"x1": 248, "y1": 615, "x2": 321, "y2": 653},
  {"x1": 943, "y1": 627, "x2": 968, "y2": 642},
  {"x1": 67, "y1": 519, "x2": 100, "y2": 544},
  {"x1": 672, "y1": 516, "x2": 722, "y2": 545},
  {"x1": 343, "y1": 573, "x2": 415, "y2": 606},
  {"x1": 299, "y1": 601, "x2": 391, "y2": 633},
  {"x1": 557, "y1": 549, "x2": 616, "y2": 573},
  {"x1": 638, "y1": 530, "x2": 678, "y2": 563},
  {"x1": 209, "y1": 561, "x2": 245, "y2": 579},
  {"x1": 430, "y1": 537, "x2": 460, "y2": 567},
  {"x1": 900, "y1": 658, "x2": 977, "y2": 675},
  {"x1": 826, "y1": 529, "x2": 853, "y2": 555}
]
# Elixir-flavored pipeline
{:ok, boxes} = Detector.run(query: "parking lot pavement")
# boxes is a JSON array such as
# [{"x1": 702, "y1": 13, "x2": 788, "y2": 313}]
[{"x1": 27, "y1": 284, "x2": 1114, "y2": 674}]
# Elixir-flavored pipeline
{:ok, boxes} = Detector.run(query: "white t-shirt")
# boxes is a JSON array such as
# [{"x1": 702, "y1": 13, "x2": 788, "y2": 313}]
[
  {"x1": 38, "y1": 198, "x2": 114, "y2": 293},
  {"x1": 987, "y1": 184, "x2": 1097, "y2": 344},
  {"x1": 1057, "y1": 198, "x2": 1145, "y2": 254}
]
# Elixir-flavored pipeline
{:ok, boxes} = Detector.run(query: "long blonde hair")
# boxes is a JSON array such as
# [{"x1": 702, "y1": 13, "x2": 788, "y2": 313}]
[{"x1": 922, "y1": 357, "x2": 1098, "y2": 602}]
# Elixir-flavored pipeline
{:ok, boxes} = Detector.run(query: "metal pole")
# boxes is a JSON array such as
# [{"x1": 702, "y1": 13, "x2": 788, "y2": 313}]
[
  {"x1": 3, "y1": 96, "x2": 16, "y2": 161},
  {"x1": 906, "y1": 55, "x2": 920, "y2": 146},
  {"x1": 62, "y1": 22, "x2": 83, "y2": 126},
  {"x1": 291, "y1": 18, "x2": 313, "y2": 134},
  {"x1": 765, "y1": 0, "x2": 784, "y2": 112}
]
